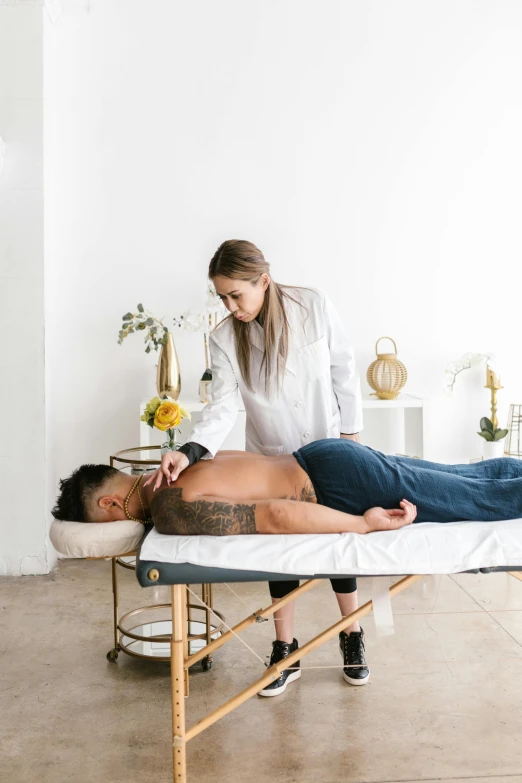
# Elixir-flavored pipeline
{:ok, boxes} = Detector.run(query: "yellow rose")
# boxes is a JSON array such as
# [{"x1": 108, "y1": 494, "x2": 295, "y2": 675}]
[{"x1": 154, "y1": 400, "x2": 182, "y2": 431}]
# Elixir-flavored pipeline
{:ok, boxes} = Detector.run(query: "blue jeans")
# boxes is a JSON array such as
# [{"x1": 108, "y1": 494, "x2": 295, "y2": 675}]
[{"x1": 294, "y1": 440, "x2": 522, "y2": 523}]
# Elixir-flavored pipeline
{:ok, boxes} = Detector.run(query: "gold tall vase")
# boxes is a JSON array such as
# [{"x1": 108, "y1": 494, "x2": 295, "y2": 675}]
[{"x1": 156, "y1": 333, "x2": 181, "y2": 400}]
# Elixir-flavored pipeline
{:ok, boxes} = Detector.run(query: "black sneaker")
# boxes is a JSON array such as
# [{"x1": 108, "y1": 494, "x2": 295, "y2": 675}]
[
  {"x1": 258, "y1": 638, "x2": 301, "y2": 697},
  {"x1": 339, "y1": 629, "x2": 370, "y2": 686}
]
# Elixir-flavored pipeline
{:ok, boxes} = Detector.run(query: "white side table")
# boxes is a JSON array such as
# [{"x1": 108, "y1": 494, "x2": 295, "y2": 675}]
[{"x1": 361, "y1": 393, "x2": 425, "y2": 458}]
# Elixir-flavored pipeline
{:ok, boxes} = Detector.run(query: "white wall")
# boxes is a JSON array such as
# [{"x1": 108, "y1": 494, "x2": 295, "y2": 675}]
[
  {"x1": 42, "y1": 1, "x2": 522, "y2": 566},
  {"x1": 0, "y1": 6, "x2": 50, "y2": 575}
]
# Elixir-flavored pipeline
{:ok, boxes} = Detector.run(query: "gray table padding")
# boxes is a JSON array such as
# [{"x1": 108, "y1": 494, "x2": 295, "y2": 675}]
[{"x1": 135, "y1": 539, "x2": 522, "y2": 587}]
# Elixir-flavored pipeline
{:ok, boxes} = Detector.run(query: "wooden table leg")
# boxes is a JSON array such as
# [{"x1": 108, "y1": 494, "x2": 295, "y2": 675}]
[
  {"x1": 172, "y1": 584, "x2": 187, "y2": 783},
  {"x1": 182, "y1": 584, "x2": 190, "y2": 696}
]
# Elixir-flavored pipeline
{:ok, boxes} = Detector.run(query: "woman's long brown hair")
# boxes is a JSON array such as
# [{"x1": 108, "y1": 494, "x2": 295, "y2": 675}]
[{"x1": 209, "y1": 239, "x2": 303, "y2": 396}]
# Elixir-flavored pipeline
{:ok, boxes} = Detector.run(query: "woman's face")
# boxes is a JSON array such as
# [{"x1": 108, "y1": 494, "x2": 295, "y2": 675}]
[{"x1": 213, "y1": 275, "x2": 269, "y2": 322}]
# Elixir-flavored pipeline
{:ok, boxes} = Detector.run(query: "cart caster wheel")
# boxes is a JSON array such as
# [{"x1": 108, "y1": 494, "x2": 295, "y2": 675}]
[
  {"x1": 107, "y1": 648, "x2": 119, "y2": 662},
  {"x1": 202, "y1": 657, "x2": 212, "y2": 671}
]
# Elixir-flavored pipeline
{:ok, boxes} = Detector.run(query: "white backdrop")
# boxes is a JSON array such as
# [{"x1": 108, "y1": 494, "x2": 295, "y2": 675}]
[
  {"x1": 5, "y1": 0, "x2": 522, "y2": 573},
  {"x1": 0, "y1": 6, "x2": 47, "y2": 575}
]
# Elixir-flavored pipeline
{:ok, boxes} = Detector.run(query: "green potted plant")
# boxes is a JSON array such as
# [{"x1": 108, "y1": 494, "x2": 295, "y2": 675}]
[{"x1": 478, "y1": 417, "x2": 508, "y2": 459}]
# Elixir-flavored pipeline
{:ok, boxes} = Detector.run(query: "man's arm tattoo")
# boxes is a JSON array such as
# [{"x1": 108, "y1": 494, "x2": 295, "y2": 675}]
[{"x1": 150, "y1": 489, "x2": 258, "y2": 536}]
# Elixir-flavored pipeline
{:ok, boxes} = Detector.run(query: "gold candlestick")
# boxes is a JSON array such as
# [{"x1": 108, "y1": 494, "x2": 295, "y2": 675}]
[
  {"x1": 203, "y1": 332, "x2": 210, "y2": 370},
  {"x1": 485, "y1": 367, "x2": 503, "y2": 429}
]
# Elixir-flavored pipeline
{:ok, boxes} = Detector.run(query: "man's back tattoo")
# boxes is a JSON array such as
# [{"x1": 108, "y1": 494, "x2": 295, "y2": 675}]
[{"x1": 300, "y1": 480, "x2": 317, "y2": 503}]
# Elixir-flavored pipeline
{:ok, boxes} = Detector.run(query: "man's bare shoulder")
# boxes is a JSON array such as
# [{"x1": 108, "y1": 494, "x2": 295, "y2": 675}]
[
  {"x1": 146, "y1": 463, "x2": 201, "y2": 501},
  {"x1": 214, "y1": 450, "x2": 261, "y2": 458},
  {"x1": 146, "y1": 452, "x2": 254, "y2": 498}
]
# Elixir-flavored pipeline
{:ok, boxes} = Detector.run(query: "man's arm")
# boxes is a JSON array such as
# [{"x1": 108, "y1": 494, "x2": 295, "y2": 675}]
[{"x1": 149, "y1": 489, "x2": 416, "y2": 536}]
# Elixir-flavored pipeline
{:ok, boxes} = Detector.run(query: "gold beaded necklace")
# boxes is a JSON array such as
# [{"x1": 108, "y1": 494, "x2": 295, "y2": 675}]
[{"x1": 124, "y1": 474, "x2": 152, "y2": 524}]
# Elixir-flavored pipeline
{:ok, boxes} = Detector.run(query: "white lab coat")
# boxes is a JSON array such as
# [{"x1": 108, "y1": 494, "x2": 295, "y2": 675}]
[{"x1": 190, "y1": 287, "x2": 363, "y2": 458}]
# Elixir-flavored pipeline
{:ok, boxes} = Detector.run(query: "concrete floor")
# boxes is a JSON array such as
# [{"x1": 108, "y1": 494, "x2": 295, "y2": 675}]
[{"x1": 3, "y1": 562, "x2": 522, "y2": 783}]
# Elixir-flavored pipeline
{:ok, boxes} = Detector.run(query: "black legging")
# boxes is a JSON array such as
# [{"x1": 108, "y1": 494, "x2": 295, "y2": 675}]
[{"x1": 269, "y1": 577, "x2": 357, "y2": 599}]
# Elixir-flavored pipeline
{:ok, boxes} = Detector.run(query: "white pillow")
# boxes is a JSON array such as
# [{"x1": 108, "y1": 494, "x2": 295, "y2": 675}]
[{"x1": 49, "y1": 519, "x2": 146, "y2": 558}]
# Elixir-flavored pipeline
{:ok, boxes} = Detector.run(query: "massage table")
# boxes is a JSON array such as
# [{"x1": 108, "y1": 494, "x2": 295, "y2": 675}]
[
  {"x1": 134, "y1": 519, "x2": 522, "y2": 783},
  {"x1": 51, "y1": 516, "x2": 522, "y2": 783}
]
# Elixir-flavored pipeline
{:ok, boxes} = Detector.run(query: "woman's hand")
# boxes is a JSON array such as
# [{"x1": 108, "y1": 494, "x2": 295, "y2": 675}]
[
  {"x1": 340, "y1": 433, "x2": 360, "y2": 443},
  {"x1": 142, "y1": 451, "x2": 190, "y2": 491},
  {"x1": 362, "y1": 500, "x2": 417, "y2": 533}
]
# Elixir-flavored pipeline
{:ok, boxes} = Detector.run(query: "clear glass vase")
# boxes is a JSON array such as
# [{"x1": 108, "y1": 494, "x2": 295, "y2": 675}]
[{"x1": 161, "y1": 428, "x2": 181, "y2": 457}]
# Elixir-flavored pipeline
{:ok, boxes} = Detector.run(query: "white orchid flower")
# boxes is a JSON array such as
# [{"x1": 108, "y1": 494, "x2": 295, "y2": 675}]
[{"x1": 443, "y1": 352, "x2": 499, "y2": 394}]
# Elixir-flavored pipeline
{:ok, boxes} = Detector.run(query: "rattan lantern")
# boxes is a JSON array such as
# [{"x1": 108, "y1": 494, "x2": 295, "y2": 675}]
[{"x1": 367, "y1": 336, "x2": 407, "y2": 400}]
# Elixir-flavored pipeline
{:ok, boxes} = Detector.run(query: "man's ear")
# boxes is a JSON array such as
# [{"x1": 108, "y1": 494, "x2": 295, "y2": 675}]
[{"x1": 98, "y1": 495, "x2": 124, "y2": 511}]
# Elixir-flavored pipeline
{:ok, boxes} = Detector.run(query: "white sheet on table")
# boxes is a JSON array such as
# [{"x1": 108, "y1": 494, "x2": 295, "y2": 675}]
[{"x1": 139, "y1": 519, "x2": 522, "y2": 576}]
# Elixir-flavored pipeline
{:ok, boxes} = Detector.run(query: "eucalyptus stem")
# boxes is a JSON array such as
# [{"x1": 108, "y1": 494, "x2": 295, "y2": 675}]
[{"x1": 118, "y1": 303, "x2": 169, "y2": 354}]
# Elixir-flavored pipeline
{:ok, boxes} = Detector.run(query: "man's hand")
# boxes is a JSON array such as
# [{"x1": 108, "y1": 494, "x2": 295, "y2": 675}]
[
  {"x1": 362, "y1": 500, "x2": 417, "y2": 532},
  {"x1": 340, "y1": 433, "x2": 360, "y2": 443},
  {"x1": 142, "y1": 451, "x2": 190, "y2": 491}
]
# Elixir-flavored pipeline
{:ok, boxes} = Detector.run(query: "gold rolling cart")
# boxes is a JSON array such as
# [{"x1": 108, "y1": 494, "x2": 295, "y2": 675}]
[{"x1": 106, "y1": 446, "x2": 225, "y2": 670}]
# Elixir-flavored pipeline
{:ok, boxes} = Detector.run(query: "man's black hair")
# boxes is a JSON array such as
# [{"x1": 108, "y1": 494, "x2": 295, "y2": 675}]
[{"x1": 52, "y1": 464, "x2": 120, "y2": 522}]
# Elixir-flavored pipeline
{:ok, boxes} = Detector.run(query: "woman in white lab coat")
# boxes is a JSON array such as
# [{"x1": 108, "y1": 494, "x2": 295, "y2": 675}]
[{"x1": 146, "y1": 239, "x2": 369, "y2": 695}]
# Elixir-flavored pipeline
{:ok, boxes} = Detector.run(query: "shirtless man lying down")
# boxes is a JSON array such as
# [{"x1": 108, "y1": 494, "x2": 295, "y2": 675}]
[{"x1": 52, "y1": 440, "x2": 522, "y2": 533}]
